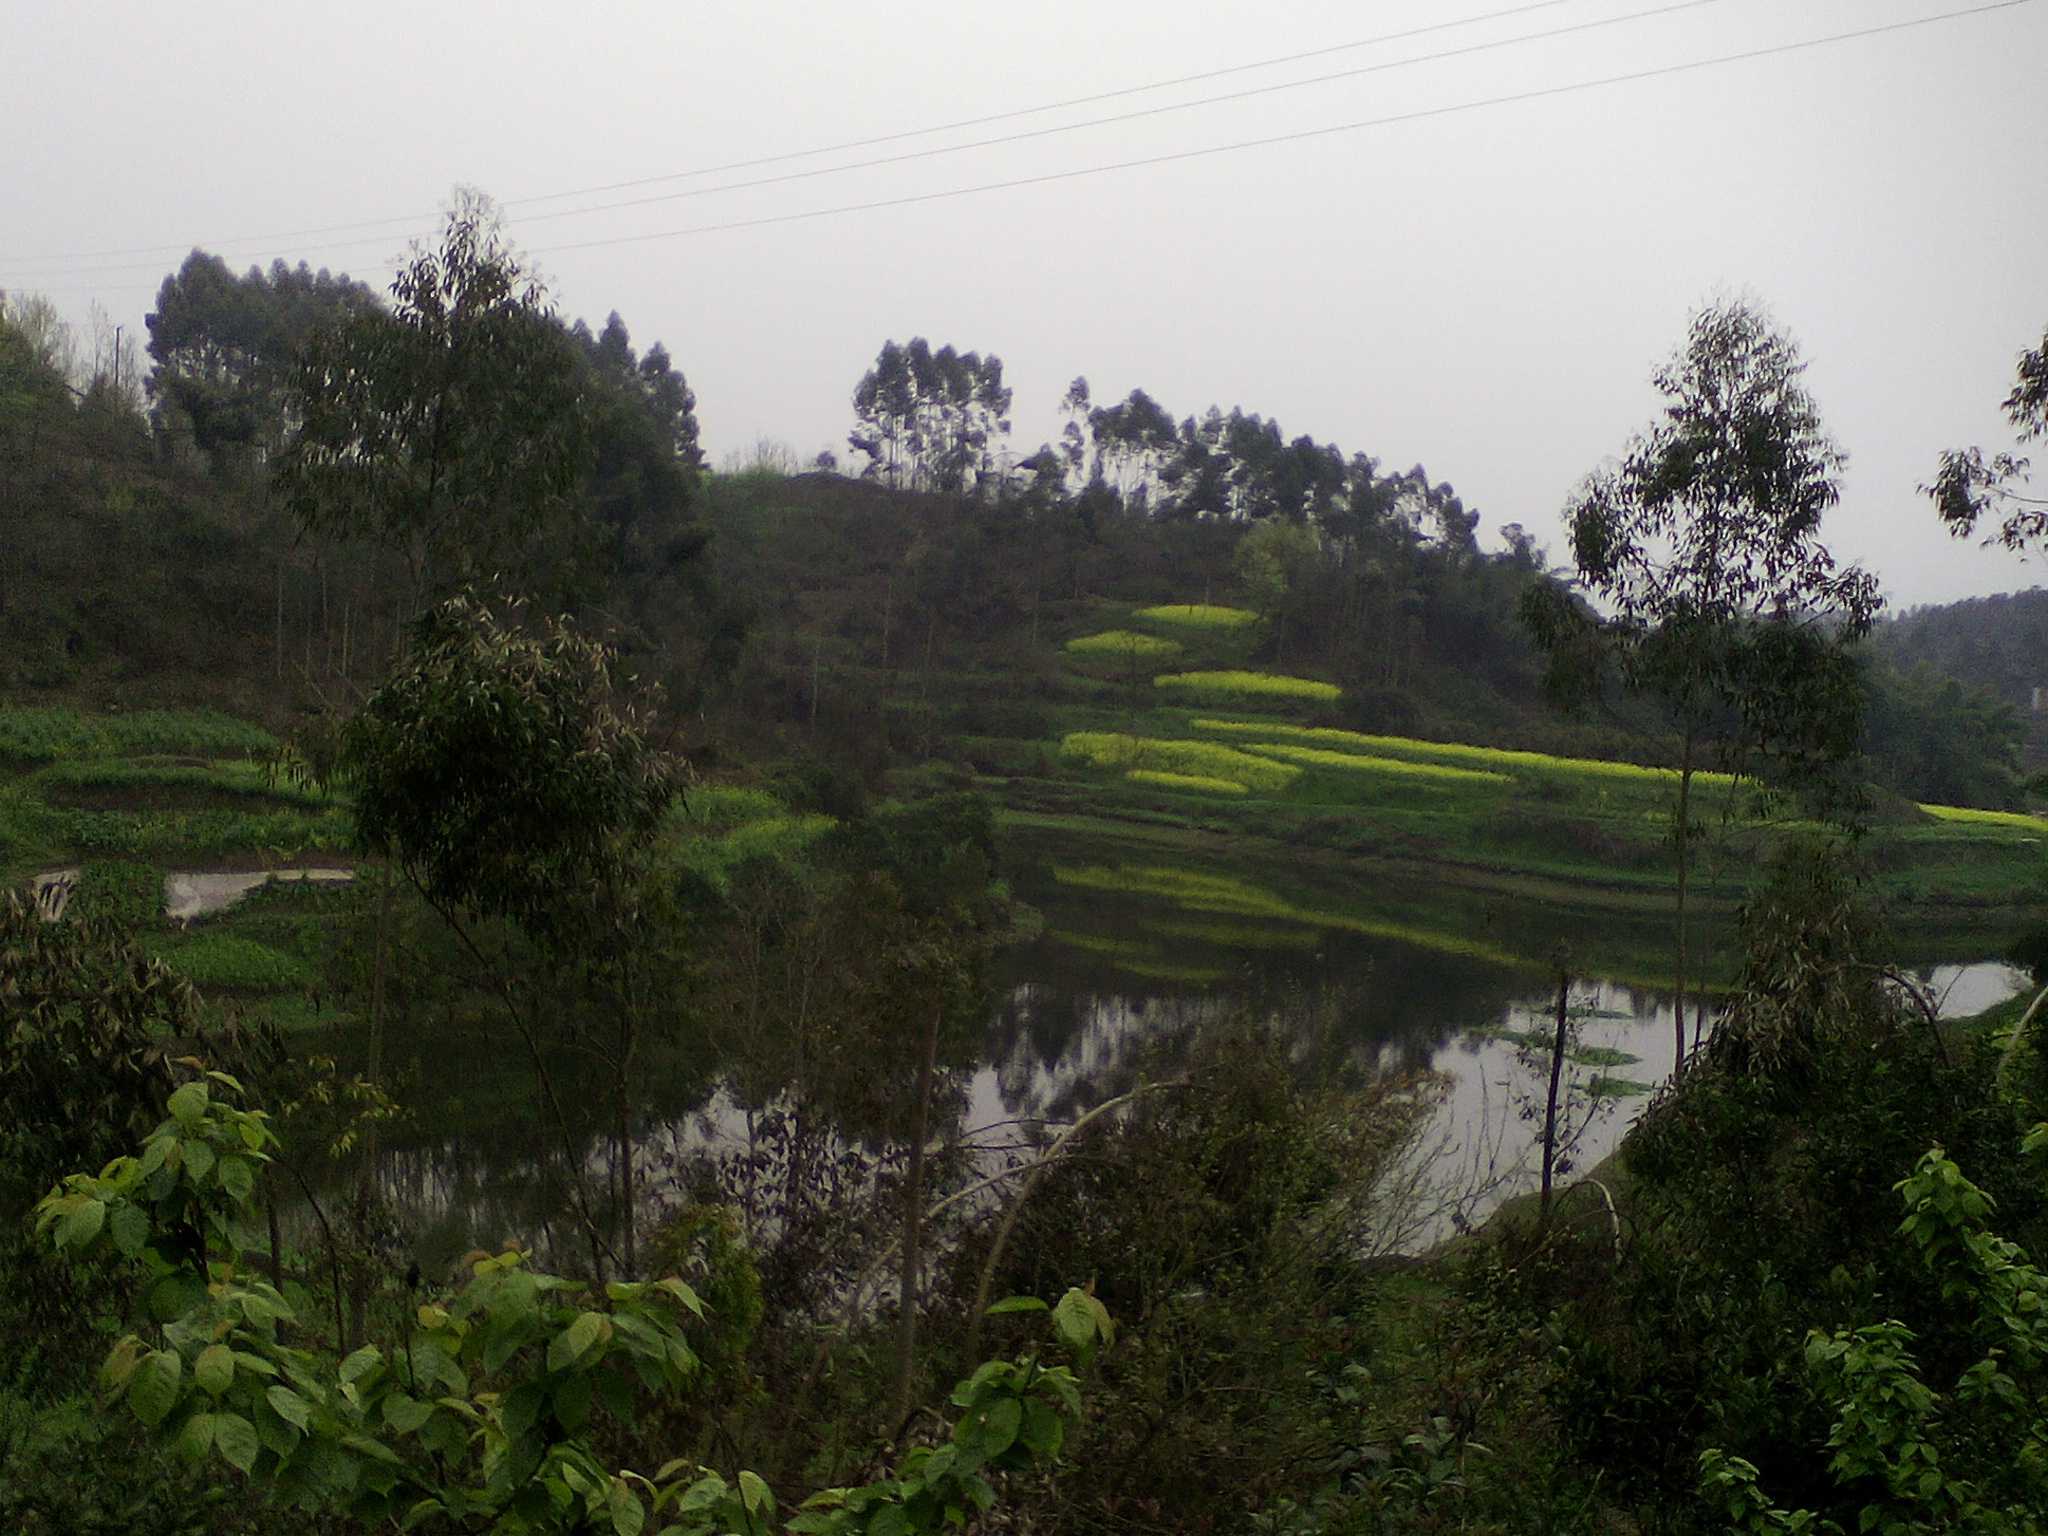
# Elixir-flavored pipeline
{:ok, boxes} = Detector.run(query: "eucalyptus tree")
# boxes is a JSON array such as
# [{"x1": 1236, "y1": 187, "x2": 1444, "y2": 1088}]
[
  {"x1": 1927, "y1": 320, "x2": 2048, "y2": 555},
  {"x1": 146, "y1": 252, "x2": 378, "y2": 471},
  {"x1": 849, "y1": 337, "x2": 1012, "y2": 495},
  {"x1": 343, "y1": 589, "x2": 680, "y2": 1272},
  {"x1": 1524, "y1": 297, "x2": 1881, "y2": 1080},
  {"x1": 277, "y1": 194, "x2": 592, "y2": 607}
]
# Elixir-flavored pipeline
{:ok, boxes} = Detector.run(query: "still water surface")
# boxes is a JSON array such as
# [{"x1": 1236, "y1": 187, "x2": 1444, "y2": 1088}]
[{"x1": 358, "y1": 831, "x2": 2038, "y2": 1262}]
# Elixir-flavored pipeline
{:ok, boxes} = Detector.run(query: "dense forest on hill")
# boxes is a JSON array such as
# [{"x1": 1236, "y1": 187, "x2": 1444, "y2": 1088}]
[
  {"x1": 4, "y1": 252, "x2": 2036, "y2": 814},
  {"x1": 5, "y1": 204, "x2": 2048, "y2": 1536}
]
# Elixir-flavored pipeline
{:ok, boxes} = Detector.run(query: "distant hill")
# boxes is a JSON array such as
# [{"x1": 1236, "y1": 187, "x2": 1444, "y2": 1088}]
[{"x1": 1871, "y1": 589, "x2": 2048, "y2": 766}]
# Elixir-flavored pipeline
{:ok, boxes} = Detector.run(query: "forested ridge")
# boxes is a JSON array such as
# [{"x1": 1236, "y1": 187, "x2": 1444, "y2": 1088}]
[{"x1": 5, "y1": 203, "x2": 2048, "y2": 1536}]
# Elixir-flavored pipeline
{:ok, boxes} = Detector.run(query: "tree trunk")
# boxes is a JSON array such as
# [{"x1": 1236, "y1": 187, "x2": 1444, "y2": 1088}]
[
  {"x1": 1541, "y1": 966, "x2": 1571, "y2": 1228},
  {"x1": 1673, "y1": 727, "x2": 1695, "y2": 1081},
  {"x1": 892, "y1": 998, "x2": 943, "y2": 1425}
]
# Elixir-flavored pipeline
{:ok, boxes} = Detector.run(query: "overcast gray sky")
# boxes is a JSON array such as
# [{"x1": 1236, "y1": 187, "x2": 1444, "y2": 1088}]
[{"x1": 7, "y1": 0, "x2": 2044, "y2": 608}]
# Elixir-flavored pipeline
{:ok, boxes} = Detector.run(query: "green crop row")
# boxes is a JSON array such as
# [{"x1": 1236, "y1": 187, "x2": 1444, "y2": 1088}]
[
  {"x1": 34, "y1": 757, "x2": 331, "y2": 805},
  {"x1": 1126, "y1": 769, "x2": 1249, "y2": 796},
  {"x1": 0, "y1": 707, "x2": 278, "y2": 763},
  {"x1": 1917, "y1": 803, "x2": 2047, "y2": 832},
  {"x1": 1191, "y1": 718, "x2": 1735, "y2": 786},
  {"x1": 1238, "y1": 742, "x2": 1512, "y2": 786},
  {"x1": 1060, "y1": 732, "x2": 1302, "y2": 794},
  {"x1": 149, "y1": 933, "x2": 313, "y2": 992},
  {"x1": 1133, "y1": 603, "x2": 1259, "y2": 630},
  {"x1": 1064, "y1": 629, "x2": 1185, "y2": 658},
  {"x1": 1155, "y1": 672, "x2": 1342, "y2": 703}
]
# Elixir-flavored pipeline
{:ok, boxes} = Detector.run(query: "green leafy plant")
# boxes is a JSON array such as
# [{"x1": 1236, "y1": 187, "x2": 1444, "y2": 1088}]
[
  {"x1": 1699, "y1": 1133, "x2": 2048, "y2": 1534},
  {"x1": 37, "y1": 1073, "x2": 1108, "y2": 1534}
]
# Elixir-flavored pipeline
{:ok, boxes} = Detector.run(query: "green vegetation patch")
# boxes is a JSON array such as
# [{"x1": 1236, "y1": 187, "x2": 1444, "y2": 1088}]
[
  {"x1": 1126, "y1": 769, "x2": 1249, "y2": 796},
  {"x1": 671, "y1": 784, "x2": 786, "y2": 831},
  {"x1": 1051, "y1": 861, "x2": 1524, "y2": 968},
  {"x1": 1239, "y1": 742, "x2": 1512, "y2": 787},
  {"x1": 1155, "y1": 671, "x2": 1341, "y2": 703},
  {"x1": 1139, "y1": 916, "x2": 1324, "y2": 951},
  {"x1": 67, "y1": 860, "x2": 163, "y2": 927},
  {"x1": 1061, "y1": 732, "x2": 1300, "y2": 794},
  {"x1": 1191, "y1": 718, "x2": 1736, "y2": 786},
  {"x1": 1065, "y1": 629, "x2": 1184, "y2": 659},
  {"x1": 1133, "y1": 603, "x2": 1259, "y2": 630},
  {"x1": 150, "y1": 933, "x2": 312, "y2": 992},
  {"x1": 669, "y1": 812, "x2": 839, "y2": 891},
  {"x1": 0, "y1": 708, "x2": 277, "y2": 764},
  {"x1": 1045, "y1": 928, "x2": 1154, "y2": 960},
  {"x1": 1918, "y1": 803, "x2": 2047, "y2": 832},
  {"x1": 34, "y1": 756, "x2": 331, "y2": 806},
  {"x1": 1118, "y1": 959, "x2": 1226, "y2": 985}
]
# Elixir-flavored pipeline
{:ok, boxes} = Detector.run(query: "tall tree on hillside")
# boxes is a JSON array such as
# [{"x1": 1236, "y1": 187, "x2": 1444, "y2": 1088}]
[
  {"x1": 276, "y1": 193, "x2": 592, "y2": 603},
  {"x1": 849, "y1": 337, "x2": 1012, "y2": 494},
  {"x1": 1927, "y1": 321, "x2": 2048, "y2": 556},
  {"x1": 1087, "y1": 387, "x2": 1179, "y2": 510},
  {"x1": 570, "y1": 310, "x2": 705, "y2": 591},
  {"x1": 147, "y1": 252, "x2": 379, "y2": 471},
  {"x1": 1523, "y1": 297, "x2": 1881, "y2": 1082}
]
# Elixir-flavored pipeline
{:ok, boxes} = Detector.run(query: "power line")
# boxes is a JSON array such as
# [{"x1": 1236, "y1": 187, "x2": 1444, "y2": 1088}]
[
  {"x1": 0, "y1": 0, "x2": 1629, "y2": 269},
  {"x1": 1, "y1": 0, "x2": 2028, "y2": 295},
  {"x1": 502, "y1": 0, "x2": 1724, "y2": 232},
  {"x1": 523, "y1": 0, "x2": 2034, "y2": 259}
]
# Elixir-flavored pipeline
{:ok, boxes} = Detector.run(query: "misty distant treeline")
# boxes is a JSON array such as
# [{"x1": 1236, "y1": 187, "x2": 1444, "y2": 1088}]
[{"x1": 1, "y1": 254, "x2": 2037, "y2": 810}]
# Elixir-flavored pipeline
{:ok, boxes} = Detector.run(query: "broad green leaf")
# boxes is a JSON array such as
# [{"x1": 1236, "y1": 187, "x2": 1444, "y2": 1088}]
[
  {"x1": 109, "y1": 1203, "x2": 149, "y2": 1259},
  {"x1": 215, "y1": 1413, "x2": 260, "y2": 1474},
  {"x1": 146, "y1": 1272, "x2": 206, "y2": 1324},
  {"x1": 266, "y1": 1385, "x2": 311, "y2": 1431},
  {"x1": 502, "y1": 1381, "x2": 547, "y2": 1440},
  {"x1": 167, "y1": 1082, "x2": 209, "y2": 1126},
  {"x1": 100, "y1": 1335, "x2": 145, "y2": 1393},
  {"x1": 654, "y1": 1277, "x2": 706, "y2": 1317},
  {"x1": 341, "y1": 1432, "x2": 403, "y2": 1466},
  {"x1": 1053, "y1": 1289, "x2": 1096, "y2": 1352},
  {"x1": 738, "y1": 1470, "x2": 772, "y2": 1516},
  {"x1": 129, "y1": 1349, "x2": 183, "y2": 1427},
  {"x1": 218, "y1": 1157, "x2": 256, "y2": 1203},
  {"x1": 57, "y1": 1197, "x2": 106, "y2": 1250},
  {"x1": 1020, "y1": 1397, "x2": 1064, "y2": 1457},
  {"x1": 195, "y1": 1343, "x2": 234, "y2": 1396},
  {"x1": 548, "y1": 1310, "x2": 610, "y2": 1374},
  {"x1": 384, "y1": 1393, "x2": 434, "y2": 1434},
  {"x1": 553, "y1": 1369, "x2": 594, "y2": 1432},
  {"x1": 339, "y1": 1345, "x2": 384, "y2": 1386},
  {"x1": 611, "y1": 1478, "x2": 647, "y2": 1536},
  {"x1": 961, "y1": 1395, "x2": 1022, "y2": 1458},
  {"x1": 984, "y1": 1295, "x2": 1048, "y2": 1316},
  {"x1": 174, "y1": 1410, "x2": 216, "y2": 1463},
  {"x1": 182, "y1": 1139, "x2": 216, "y2": 1182}
]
